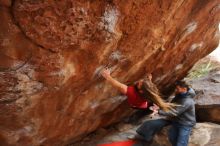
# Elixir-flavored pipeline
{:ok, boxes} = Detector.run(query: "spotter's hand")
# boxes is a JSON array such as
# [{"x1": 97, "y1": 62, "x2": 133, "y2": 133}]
[
  {"x1": 149, "y1": 104, "x2": 159, "y2": 118},
  {"x1": 152, "y1": 104, "x2": 159, "y2": 110}
]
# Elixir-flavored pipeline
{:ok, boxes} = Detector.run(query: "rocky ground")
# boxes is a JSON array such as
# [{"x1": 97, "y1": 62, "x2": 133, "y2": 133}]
[
  {"x1": 70, "y1": 118, "x2": 220, "y2": 146},
  {"x1": 71, "y1": 54, "x2": 220, "y2": 146},
  {"x1": 186, "y1": 55, "x2": 220, "y2": 124}
]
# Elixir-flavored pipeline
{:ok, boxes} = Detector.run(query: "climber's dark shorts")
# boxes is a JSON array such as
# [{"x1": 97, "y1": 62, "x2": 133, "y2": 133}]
[{"x1": 136, "y1": 118, "x2": 171, "y2": 141}]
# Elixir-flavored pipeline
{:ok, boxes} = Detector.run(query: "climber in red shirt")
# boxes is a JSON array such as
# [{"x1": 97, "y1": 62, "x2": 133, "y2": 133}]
[{"x1": 101, "y1": 69, "x2": 173, "y2": 112}]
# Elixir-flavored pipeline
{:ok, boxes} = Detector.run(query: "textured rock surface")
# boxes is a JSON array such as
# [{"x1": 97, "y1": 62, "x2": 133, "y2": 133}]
[{"x1": 0, "y1": 0, "x2": 219, "y2": 145}]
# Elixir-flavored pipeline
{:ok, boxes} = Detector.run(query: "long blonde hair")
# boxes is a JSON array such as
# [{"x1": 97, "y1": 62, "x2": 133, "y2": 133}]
[{"x1": 140, "y1": 79, "x2": 175, "y2": 112}]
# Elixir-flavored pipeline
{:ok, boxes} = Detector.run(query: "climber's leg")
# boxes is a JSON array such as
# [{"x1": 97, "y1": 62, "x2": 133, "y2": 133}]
[
  {"x1": 126, "y1": 109, "x2": 152, "y2": 125},
  {"x1": 136, "y1": 119, "x2": 171, "y2": 142}
]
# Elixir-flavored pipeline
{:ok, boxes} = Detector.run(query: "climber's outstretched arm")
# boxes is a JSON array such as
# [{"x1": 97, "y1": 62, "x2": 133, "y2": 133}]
[{"x1": 101, "y1": 69, "x2": 128, "y2": 94}]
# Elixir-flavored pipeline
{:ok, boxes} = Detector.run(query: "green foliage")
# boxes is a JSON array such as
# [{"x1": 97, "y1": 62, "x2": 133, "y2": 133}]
[{"x1": 187, "y1": 59, "x2": 214, "y2": 79}]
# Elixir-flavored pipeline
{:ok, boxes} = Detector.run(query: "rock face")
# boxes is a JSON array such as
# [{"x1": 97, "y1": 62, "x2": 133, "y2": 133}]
[{"x1": 0, "y1": 0, "x2": 219, "y2": 146}]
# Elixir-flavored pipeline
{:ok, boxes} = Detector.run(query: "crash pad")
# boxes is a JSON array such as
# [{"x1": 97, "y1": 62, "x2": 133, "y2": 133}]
[{"x1": 97, "y1": 140, "x2": 136, "y2": 146}]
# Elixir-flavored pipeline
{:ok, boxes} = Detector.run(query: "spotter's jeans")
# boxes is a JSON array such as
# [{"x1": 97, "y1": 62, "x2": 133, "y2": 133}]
[{"x1": 168, "y1": 122, "x2": 193, "y2": 146}]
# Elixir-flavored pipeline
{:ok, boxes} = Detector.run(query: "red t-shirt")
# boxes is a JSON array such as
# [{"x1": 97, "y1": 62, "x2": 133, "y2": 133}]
[{"x1": 126, "y1": 86, "x2": 148, "y2": 109}]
